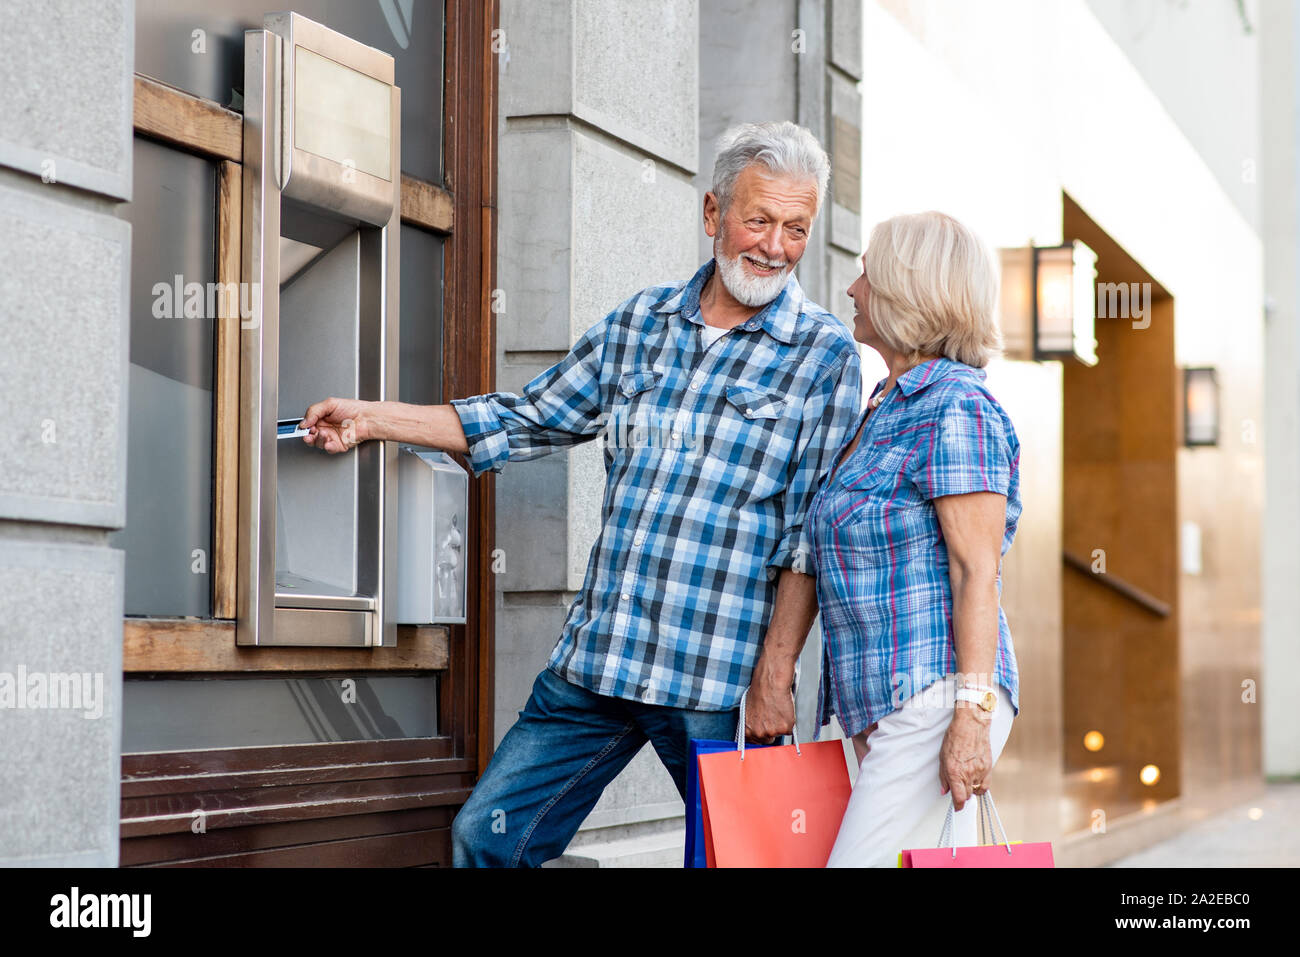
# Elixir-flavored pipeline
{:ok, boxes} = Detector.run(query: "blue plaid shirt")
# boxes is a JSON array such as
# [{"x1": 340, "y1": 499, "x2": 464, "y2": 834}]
[
  {"x1": 451, "y1": 259, "x2": 862, "y2": 711},
  {"x1": 808, "y1": 357, "x2": 1022, "y2": 738}
]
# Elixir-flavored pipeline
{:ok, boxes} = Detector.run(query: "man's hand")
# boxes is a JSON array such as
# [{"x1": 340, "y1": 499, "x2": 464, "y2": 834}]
[
  {"x1": 744, "y1": 658, "x2": 796, "y2": 744},
  {"x1": 939, "y1": 707, "x2": 993, "y2": 811},
  {"x1": 300, "y1": 397, "x2": 373, "y2": 453},
  {"x1": 744, "y1": 568, "x2": 817, "y2": 744}
]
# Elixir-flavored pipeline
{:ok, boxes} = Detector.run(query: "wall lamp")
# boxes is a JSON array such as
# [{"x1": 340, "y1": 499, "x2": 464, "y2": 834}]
[
  {"x1": 998, "y1": 241, "x2": 1099, "y2": 366},
  {"x1": 1183, "y1": 367, "x2": 1220, "y2": 447}
]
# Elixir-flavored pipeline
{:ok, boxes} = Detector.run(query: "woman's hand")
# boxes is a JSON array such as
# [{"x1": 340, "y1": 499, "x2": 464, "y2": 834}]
[
  {"x1": 300, "y1": 397, "x2": 375, "y2": 453},
  {"x1": 939, "y1": 707, "x2": 992, "y2": 811}
]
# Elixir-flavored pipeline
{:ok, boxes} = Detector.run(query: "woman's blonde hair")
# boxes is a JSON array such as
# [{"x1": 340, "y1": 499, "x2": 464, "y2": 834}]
[{"x1": 863, "y1": 211, "x2": 1002, "y2": 368}]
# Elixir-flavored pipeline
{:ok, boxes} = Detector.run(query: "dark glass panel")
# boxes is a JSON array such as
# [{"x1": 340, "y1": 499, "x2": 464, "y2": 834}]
[
  {"x1": 399, "y1": 224, "x2": 444, "y2": 407},
  {"x1": 123, "y1": 674, "x2": 439, "y2": 751},
  {"x1": 109, "y1": 138, "x2": 216, "y2": 618}
]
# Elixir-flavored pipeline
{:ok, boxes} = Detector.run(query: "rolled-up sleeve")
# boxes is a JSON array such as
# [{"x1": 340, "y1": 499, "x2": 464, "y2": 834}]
[
  {"x1": 765, "y1": 344, "x2": 862, "y2": 580},
  {"x1": 450, "y1": 317, "x2": 608, "y2": 477},
  {"x1": 912, "y1": 393, "x2": 1013, "y2": 499}
]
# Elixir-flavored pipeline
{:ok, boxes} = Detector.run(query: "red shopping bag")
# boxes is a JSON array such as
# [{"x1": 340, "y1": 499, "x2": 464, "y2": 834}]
[
  {"x1": 698, "y1": 740, "x2": 850, "y2": 867},
  {"x1": 900, "y1": 791, "x2": 1054, "y2": 868},
  {"x1": 696, "y1": 694, "x2": 851, "y2": 868}
]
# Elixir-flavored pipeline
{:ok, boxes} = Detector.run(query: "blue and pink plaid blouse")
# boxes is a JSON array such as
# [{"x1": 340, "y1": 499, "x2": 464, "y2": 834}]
[{"x1": 808, "y1": 357, "x2": 1022, "y2": 738}]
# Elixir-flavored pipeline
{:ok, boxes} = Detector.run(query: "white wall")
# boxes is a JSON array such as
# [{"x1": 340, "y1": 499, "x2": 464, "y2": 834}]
[
  {"x1": 1259, "y1": 0, "x2": 1300, "y2": 777},
  {"x1": 860, "y1": 0, "x2": 1270, "y2": 785},
  {"x1": 1085, "y1": 0, "x2": 1260, "y2": 232},
  {"x1": 862, "y1": 0, "x2": 1261, "y2": 369}
]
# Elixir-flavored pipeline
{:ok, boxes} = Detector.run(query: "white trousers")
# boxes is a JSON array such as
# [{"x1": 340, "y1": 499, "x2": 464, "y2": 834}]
[{"x1": 826, "y1": 675, "x2": 1015, "y2": 868}]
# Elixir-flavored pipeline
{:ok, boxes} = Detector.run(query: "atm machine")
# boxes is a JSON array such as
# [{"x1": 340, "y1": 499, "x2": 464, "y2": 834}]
[{"x1": 238, "y1": 13, "x2": 467, "y2": 647}]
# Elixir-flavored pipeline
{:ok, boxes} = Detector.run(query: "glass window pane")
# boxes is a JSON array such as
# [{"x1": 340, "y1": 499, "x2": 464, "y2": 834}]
[
  {"x1": 134, "y1": 0, "x2": 445, "y2": 183},
  {"x1": 109, "y1": 138, "x2": 216, "y2": 618},
  {"x1": 123, "y1": 675, "x2": 440, "y2": 752},
  {"x1": 399, "y1": 224, "x2": 445, "y2": 406}
]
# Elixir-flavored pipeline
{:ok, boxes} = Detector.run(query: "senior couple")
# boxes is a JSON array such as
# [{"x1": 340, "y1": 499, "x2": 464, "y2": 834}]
[{"x1": 301, "y1": 122, "x2": 1022, "y2": 868}]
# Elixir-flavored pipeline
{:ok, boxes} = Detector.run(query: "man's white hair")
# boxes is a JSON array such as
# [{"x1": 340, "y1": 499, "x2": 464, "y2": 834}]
[{"x1": 711, "y1": 121, "x2": 831, "y2": 217}]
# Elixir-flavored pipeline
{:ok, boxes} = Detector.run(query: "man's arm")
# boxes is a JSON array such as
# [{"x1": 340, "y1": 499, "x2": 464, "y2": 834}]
[
  {"x1": 745, "y1": 568, "x2": 818, "y2": 742},
  {"x1": 300, "y1": 399, "x2": 469, "y2": 454},
  {"x1": 367, "y1": 402, "x2": 470, "y2": 451}
]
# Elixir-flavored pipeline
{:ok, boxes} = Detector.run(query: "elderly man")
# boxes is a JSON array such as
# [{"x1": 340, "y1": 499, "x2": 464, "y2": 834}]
[{"x1": 300, "y1": 121, "x2": 862, "y2": 867}]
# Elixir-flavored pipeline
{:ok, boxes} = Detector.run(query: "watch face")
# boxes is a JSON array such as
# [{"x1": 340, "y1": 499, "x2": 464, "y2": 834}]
[{"x1": 980, "y1": 691, "x2": 997, "y2": 712}]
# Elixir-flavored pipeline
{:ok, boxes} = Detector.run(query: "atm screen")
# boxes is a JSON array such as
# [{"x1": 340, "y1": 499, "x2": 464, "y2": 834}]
[{"x1": 294, "y1": 46, "x2": 392, "y2": 180}]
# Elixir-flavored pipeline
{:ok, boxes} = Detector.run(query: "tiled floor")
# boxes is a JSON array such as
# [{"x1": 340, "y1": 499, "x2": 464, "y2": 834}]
[{"x1": 1108, "y1": 782, "x2": 1300, "y2": 867}]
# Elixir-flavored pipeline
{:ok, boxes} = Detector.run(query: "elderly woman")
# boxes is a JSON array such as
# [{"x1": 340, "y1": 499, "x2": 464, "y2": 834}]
[{"x1": 807, "y1": 211, "x2": 1022, "y2": 867}]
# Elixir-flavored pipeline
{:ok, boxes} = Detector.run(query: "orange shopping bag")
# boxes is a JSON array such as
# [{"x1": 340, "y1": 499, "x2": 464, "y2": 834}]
[{"x1": 696, "y1": 692, "x2": 851, "y2": 868}]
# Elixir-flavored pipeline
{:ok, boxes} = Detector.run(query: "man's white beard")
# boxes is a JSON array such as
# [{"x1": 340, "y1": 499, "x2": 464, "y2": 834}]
[{"x1": 714, "y1": 235, "x2": 791, "y2": 308}]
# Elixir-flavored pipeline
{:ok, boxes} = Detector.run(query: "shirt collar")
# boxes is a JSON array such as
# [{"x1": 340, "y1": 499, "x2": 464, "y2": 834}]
[
  {"x1": 655, "y1": 259, "x2": 802, "y2": 345},
  {"x1": 895, "y1": 356, "x2": 984, "y2": 397}
]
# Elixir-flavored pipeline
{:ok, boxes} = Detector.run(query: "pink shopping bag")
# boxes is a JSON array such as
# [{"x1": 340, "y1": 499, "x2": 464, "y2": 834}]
[{"x1": 901, "y1": 791, "x2": 1054, "y2": 868}]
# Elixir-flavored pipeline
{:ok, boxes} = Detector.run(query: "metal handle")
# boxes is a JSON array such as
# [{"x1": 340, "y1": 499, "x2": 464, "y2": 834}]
[
  {"x1": 736, "y1": 685, "x2": 801, "y2": 760},
  {"x1": 938, "y1": 791, "x2": 1014, "y2": 858}
]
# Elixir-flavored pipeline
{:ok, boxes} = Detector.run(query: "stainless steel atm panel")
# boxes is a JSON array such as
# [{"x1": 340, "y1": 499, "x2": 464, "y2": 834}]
[{"x1": 239, "y1": 13, "x2": 400, "y2": 646}]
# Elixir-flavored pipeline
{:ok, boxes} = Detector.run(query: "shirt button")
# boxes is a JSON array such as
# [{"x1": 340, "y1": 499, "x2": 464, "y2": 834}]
[
  {"x1": 634, "y1": 532, "x2": 645, "y2": 546},
  {"x1": 670, "y1": 431, "x2": 681, "y2": 442},
  {"x1": 621, "y1": 592, "x2": 631, "y2": 601},
  {"x1": 650, "y1": 486, "x2": 661, "y2": 497},
  {"x1": 744, "y1": 409, "x2": 754, "y2": 418}
]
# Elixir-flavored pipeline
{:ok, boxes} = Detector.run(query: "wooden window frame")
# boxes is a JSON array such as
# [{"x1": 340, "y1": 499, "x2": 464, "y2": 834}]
[{"x1": 118, "y1": 0, "x2": 498, "y2": 865}]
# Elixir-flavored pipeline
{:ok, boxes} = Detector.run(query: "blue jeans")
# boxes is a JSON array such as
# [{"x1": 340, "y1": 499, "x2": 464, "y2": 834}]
[{"x1": 452, "y1": 666, "x2": 739, "y2": 867}]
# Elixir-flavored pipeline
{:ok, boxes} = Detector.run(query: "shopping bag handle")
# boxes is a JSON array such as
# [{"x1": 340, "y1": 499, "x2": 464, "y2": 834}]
[
  {"x1": 936, "y1": 791, "x2": 1014, "y2": 858},
  {"x1": 736, "y1": 685, "x2": 801, "y2": 760}
]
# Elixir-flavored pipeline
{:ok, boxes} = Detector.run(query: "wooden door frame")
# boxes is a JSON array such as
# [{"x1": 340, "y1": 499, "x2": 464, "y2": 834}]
[{"x1": 442, "y1": 0, "x2": 498, "y2": 780}]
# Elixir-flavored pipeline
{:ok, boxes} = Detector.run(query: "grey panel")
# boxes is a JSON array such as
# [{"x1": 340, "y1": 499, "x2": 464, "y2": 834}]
[
  {"x1": 276, "y1": 232, "x2": 362, "y2": 594},
  {"x1": 828, "y1": 71, "x2": 862, "y2": 254},
  {"x1": 572, "y1": 0, "x2": 699, "y2": 171},
  {"x1": 133, "y1": 0, "x2": 445, "y2": 183},
  {"x1": 278, "y1": 231, "x2": 362, "y2": 416},
  {"x1": 0, "y1": 541, "x2": 123, "y2": 867},
  {"x1": 0, "y1": 0, "x2": 133, "y2": 200},
  {"x1": 399, "y1": 224, "x2": 444, "y2": 406},
  {"x1": 122, "y1": 674, "x2": 438, "y2": 752},
  {"x1": 277, "y1": 440, "x2": 360, "y2": 594},
  {"x1": 108, "y1": 138, "x2": 216, "y2": 618},
  {"x1": 830, "y1": 0, "x2": 863, "y2": 80},
  {"x1": 0, "y1": 183, "x2": 131, "y2": 529}
]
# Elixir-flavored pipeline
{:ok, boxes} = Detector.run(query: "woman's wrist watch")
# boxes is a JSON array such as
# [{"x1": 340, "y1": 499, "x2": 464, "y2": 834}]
[{"x1": 955, "y1": 686, "x2": 998, "y2": 715}]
